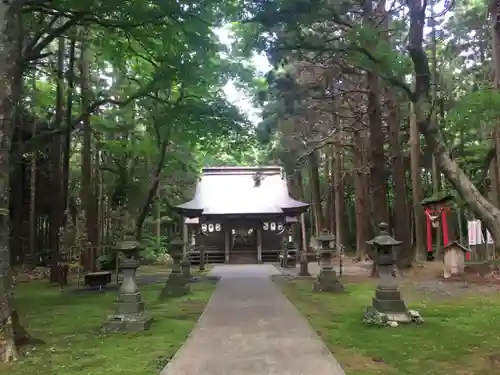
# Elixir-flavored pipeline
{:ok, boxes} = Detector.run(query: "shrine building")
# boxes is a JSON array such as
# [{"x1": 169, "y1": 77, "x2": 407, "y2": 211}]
[{"x1": 174, "y1": 166, "x2": 310, "y2": 264}]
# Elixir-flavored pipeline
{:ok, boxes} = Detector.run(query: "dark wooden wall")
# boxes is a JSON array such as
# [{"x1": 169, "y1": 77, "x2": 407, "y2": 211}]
[{"x1": 262, "y1": 230, "x2": 281, "y2": 250}]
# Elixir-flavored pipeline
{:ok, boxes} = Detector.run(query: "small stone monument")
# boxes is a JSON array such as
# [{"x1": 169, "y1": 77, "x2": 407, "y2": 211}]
[
  {"x1": 102, "y1": 238, "x2": 152, "y2": 332},
  {"x1": 443, "y1": 241, "x2": 470, "y2": 279},
  {"x1": 363, "y1": 223, "x2": 421, "y2": 326},
  {"x1": 160, "y1": 237, "x2": 190, "y2": 298},
  {"x1": 313, "y1": 229, "x2": 344, "y2": 292}
]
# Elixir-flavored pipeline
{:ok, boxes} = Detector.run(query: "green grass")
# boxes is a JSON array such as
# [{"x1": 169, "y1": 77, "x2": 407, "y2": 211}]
[
  {"x1": 1, "y1": 280, "x2": 216, "y2": 375},
  {"x1": 277, "y1": 279, "x2": 500, "y2": 375}
]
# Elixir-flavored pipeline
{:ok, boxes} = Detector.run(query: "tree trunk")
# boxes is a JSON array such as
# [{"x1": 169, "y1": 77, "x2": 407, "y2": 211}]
[
  {"x1": 325, "y1": 150, "x2": 335, "y2": 233},
  {"x1": 364, "y1": 0, "x2": 389, "y2": 230},
  {"x1": 409, "y1": 102, "x2": 426, "y2": 259},
  {"x1": 80, "y1": 35, "x2": 98, "y2": 271},
  {"x1": 308, "y1": 151, "x2": 323, "y2": 234},
  {"x1": 49, "y1": 34, "x2": 65, "y2": 282},
  {"x1": 353, "y1": 123, "x2": 370, "y2": 261},
  {"x1": 380, "y1": 2, "x2": 412, "y2": 266},
  {"x1": 333, "y1": 145, "x2": 345, "y2": 252},
  {"x1": 387, "y1": 88, "x2": 412, "y2": 267},
  {"x1": 62, "y1": 34, "x2": 76, "y2": 212},
  {"x1": 136, "y1": 141, "x2": 169, "y2": 240},
  {"x1": 0, "y1": 0, "x2": 26, "y2": 362},
  {"x1": 28, "y1": 74, "x2": 37, "y2": 265},
  {"x1": 156, "y1": 187, "x2": 161, "y2": 247},
  {"x1": 429, "y1": 1, "x2": 442, "y2": 256},
  {"x1": 407, "y1": 0, "x2": 500, "y2": 250},
  {"x1": 490, "y1": 0, "x2": 500, "y2": 206}
]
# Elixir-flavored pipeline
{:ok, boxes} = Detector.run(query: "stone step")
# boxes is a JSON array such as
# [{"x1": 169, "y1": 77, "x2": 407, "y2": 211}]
[{"x1": 229, "y1": 253, "x2": 257, "y2": 264}]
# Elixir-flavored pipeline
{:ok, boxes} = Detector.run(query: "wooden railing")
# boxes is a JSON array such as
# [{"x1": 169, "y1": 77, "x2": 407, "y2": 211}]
[
  {"x1": 261, "y1": 249, "x2": 280, "y2": 262},
  {"x1": 188, "y1": 246, "x2": 225, "y2": 264},
  {"x1": 186, "y1": 246, "x2": 326, "y2": 265}
]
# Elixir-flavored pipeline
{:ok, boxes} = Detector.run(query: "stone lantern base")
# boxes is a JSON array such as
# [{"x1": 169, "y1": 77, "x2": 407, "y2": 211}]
[
  {"x1": 313, "y1": 267, "x2": 344, "y2": 292},
  {"x1": 372, "y1": 286, "x2": 411, "y2": 322},
  {"x1": 297, "y1": 252, "x2": 311, "y2": 277},
  {"x1": 181, "y1": 256, "x2": 192, "y2": 281},
  {"x1": 160, "y1": 273, "x2": 190, "y2": 299},
  {"x1": 362, "y1": 285, "x2": 425, "y2": 327},
  {"x1": 103, "y1": 293, "x2": 153, "y2": 332}
]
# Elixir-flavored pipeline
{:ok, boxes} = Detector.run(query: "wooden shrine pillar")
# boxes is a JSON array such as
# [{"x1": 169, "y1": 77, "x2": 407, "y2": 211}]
[
  {"x1": 224, "y1": 228, "x2": 230, "y2": 263},
  {"x1": 257, "y1": 227, "x2": 262, "y2": 263}
]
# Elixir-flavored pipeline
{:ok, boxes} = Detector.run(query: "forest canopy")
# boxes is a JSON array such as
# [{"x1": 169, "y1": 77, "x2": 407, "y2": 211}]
[{"x1": 2, "y1": 0, "x2": 500, "y2": 363}]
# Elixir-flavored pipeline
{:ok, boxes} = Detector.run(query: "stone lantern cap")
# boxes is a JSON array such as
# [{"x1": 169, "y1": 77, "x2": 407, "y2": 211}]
[
  {"x1": 366, "y1": 223, "x2": 402, "y2": 248},
  {"x1": 443, "y1": 241, "x2": 471, "y2": 253},
  {"x1": 314, "y1": 229, "x2": 336, "y2": 243},
  {"x1": 113, "y1": 240, "x2": 142, "y2": 252}
]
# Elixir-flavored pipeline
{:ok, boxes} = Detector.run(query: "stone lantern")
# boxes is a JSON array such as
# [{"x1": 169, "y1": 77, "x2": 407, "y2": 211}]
[
  {"x1": 365, "y1": 222, "x2": 411, "y2": 323},
  {"x1": 280, "y1": 234, "x2": 297, "y2": 268},
  {"x1": 103, "y1": 238, "x2": 152, "y2": 332},
  {"x1": 160, "y1": 237, "x2": 190, "y2": 298},
  {"x1": 313, "y1": 229, "x2": 343, "y2": 292}
]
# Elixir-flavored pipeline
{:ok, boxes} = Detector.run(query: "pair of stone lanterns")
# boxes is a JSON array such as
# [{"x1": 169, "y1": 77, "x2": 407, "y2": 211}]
[{"x1": 313, "y1": 229, "x2": 344, "y2": 292}]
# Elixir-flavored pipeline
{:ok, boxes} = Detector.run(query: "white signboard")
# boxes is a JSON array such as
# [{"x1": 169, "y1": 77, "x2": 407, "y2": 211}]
[
  {"x1": 487, "y1": 230, "x2": 494, "y2": 244},
  {"x1": 468, "y1": 220, "x2": 483, "y2": 245},
  {"x1": 468, "y1": 220, "x2": 478, "y2": 245}
]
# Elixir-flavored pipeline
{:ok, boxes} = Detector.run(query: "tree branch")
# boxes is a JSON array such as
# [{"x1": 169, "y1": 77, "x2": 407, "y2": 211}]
[
  {"x1": 23, "y1": 13, "x2": 85, "y2": 62},
  {"x1": 27, "y1": 85, "x2": 154, "y2": 147}
]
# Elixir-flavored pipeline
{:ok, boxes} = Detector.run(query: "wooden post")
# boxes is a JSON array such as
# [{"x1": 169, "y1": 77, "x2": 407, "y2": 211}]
[
  {"x1": 225, "y1": 228, "x2": 230, "y2": 263},
  {"x1": 182, "y1": 220, "x2": 188, "y2": 255},
  {"x1": 257, "y1": 228, "x2": 262, "y2": 263},
  {"x1": 29, "y1": 73, "x2": 37, "y2": 264},
  {"x1": 300, "y1": 213, "x2": 307, "y2": 252},
  {"x1": 156, "y1": 190, "x2": 161, "y2": 248}
]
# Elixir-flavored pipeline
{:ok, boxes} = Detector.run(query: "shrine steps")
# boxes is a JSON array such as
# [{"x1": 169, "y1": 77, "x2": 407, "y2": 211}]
[{"x1": 230, "y1": 247, "x2": 257, "y2": 264}]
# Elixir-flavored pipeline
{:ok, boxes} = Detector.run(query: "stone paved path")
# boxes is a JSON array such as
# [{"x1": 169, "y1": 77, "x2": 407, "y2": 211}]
[{"x1": 160, "y1": 264, "x2": 345, "y2": 375}]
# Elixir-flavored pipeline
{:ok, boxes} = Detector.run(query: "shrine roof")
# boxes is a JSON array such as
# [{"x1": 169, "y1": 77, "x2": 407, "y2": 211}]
[{"x1": 174, "y1": 166, "x2": 309, "y2": 218}]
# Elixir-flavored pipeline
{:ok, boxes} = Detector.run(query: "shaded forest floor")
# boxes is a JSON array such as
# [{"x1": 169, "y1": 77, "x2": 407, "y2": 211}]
[
  {"x1": 327, "y1": 257, "x2": 500, "y2": 299},
  {"x1": 1, "y1": 280, "x2": 216, "y2": 375},
  {"x1": 277, "y1": 277, "x2": 500, "y2": 375}
]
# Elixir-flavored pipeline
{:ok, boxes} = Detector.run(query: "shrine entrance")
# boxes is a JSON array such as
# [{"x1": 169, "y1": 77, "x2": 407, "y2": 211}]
[
  {"x1": 174, "y1": 166, "x2": 310, "y2": 265},
  {"x1": 230, "y1": 228, "x2": 258, "y2": 264},
  {"x1": 232, "y1": 228, "x2": 257, "y2": 250}
]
